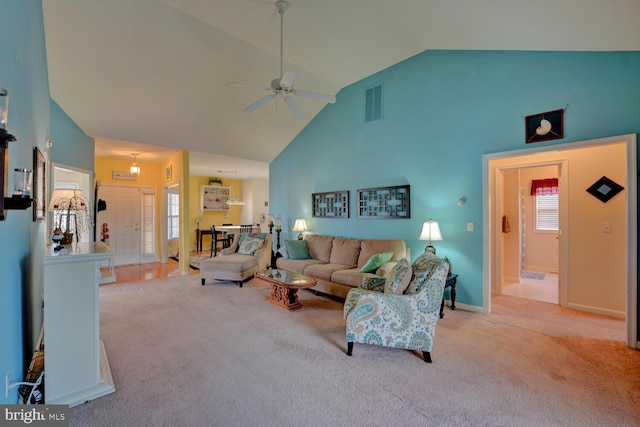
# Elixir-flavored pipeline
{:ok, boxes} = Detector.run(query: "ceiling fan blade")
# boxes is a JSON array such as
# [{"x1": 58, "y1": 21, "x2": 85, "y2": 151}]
[
  {"x1": 292, "y1": 89, "x2": 336, "y2": 104},
  {"x1": 283, "y1": 95, "x2": 304, "y2": 120},
  {"x1": 228, "y1": 82, "x2": 272, "y2": 91},
  {"x1": 279, "y1": 70, "x2": 298, "y2": 89},
  {"x1": 244, "y1": 94, "x2": 276, "y2": 112}
]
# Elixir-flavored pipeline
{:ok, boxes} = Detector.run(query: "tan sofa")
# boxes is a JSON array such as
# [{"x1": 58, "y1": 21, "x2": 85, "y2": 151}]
[
  {"x1": 200, "y1": 233, "x2": 272, "y2": 287},
  {"x1": 276, "y1": 234, "x2": 409, "y2": 299}
]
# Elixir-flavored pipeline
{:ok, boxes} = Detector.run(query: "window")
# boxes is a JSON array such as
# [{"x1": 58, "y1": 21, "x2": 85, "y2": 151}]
[
  {"x1": 142, "y1": 191, "x2": 156, "y2": 256},
  {"x1": 168, "y1": 191, "x2": 179, "y2": 239},
  {"x1": 536, "y1": 193, "x2": 559, "y2": 231}
]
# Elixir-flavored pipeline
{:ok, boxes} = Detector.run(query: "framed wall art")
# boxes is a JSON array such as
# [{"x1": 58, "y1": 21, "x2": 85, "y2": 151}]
[
  {"x1": 165, "y1": 165, "x2": 172, "y2": 181},
  {"x1": 358, "y1": 185, "x2": 410, "y2": 219},
  {"x1": 312, "y1": 190, "x2": 349, "y2": 218},
  {"x1": 525, "y1": 109, "x2": 564, "y2": 144},
  {"x1": 33, "y1": 147, "x2": 47, "y2": 222}
]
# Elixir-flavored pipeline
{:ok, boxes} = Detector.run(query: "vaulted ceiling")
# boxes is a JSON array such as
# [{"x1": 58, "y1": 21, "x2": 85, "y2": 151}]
[{"x1": 42, "y1": 0, "x2": 640, "y2": 178}]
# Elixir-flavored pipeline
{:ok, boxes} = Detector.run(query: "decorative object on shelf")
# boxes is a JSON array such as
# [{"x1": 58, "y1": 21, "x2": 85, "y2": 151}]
[
  {"x1": 419, "y1": 219, "x2": 443, "y2": 254},
  {"x1": 525, "y1": 108, "x2": 564, "y2": 144},
  {"x1": 13, "y1": 168, "x2": 32, "y2": 197},
  {"x1": 358, "y1": 185, "x2": 410, "y2": 218},
  {"x1": 312, "y1": 190, "x2": 349, "y2": 218},
  {"x1": 292, "y1": 218, "x2": 307, "y2": 240},
  {"x1": 100, "y1": 222, "x2": 110, "y2": 244},
  {"x1": 209, "y1": 177, "x2": 222, "y2": 186},
  {"x1": 129, "y1": 153, "x2": 140, "y2": 175},
  {"x1": 49, "y1": 189, "x2": 91, "y2": 244},
  {"x1": 33, "y1": 147, "x2": 46, "y2": 221},
  {"x1": 51, "y1": 228, "x2": 64, "y2": 252},
  {"x1": 201, "y1": 184, "x2": 230, "y2": 211},
  {"x1": 0, "y1": 88, "x2": 34, "y2": 220},
  {"x1": 586, "y1": 175, "x2": 624, "y2": 203},
  {"x1": 165, "y1": 164, "x2": 172, "y2": 181}
]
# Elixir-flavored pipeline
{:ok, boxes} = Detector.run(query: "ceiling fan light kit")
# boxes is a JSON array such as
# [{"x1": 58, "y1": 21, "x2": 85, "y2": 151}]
[{"x1": 228, "y1": 0, "x2": 336, "y2": 120}]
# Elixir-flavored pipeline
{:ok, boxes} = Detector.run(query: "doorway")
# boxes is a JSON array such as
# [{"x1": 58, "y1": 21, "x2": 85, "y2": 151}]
[
  {"x1": 501, "y1": 164, "x2": 560, "y2": 304},
  {"x1": 484, "y1": 134, "x2": 637, "y2": 348}
]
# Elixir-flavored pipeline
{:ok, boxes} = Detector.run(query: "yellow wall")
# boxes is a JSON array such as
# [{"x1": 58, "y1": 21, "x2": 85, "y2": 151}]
[
  {"x1": 189, "y1": 176, "x2": 243, "y2": 251},
  {"x1": 95, "y1": 156, "x2": 165, "y2": 257}
]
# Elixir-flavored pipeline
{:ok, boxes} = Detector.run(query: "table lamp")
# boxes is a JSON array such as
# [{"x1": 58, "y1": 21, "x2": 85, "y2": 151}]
[
  {"x1": 293, "y1": 218, "x2": 307, "y2": 240},
  {"x1": 419, "y1": 219, "x2": 443, "y2": 254}
]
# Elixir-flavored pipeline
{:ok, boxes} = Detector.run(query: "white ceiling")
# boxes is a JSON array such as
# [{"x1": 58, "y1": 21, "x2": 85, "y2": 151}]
[{"x1": 42, "y1": 0, "x2": 640, "y2": 179}]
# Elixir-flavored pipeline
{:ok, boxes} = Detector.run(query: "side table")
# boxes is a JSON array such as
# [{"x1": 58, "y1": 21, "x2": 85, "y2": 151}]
[{"x1": 440, "y1": 273, "x2": 458, "y2": 319}]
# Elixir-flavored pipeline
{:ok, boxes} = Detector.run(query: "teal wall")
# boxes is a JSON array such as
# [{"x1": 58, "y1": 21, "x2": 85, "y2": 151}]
[
  {"x1": 0, "y1": 0, "x2": 50, "y2": 404},
  {"x1": 49, "y1": 99, "x2": 95, "y2": 170},
  {"x1": 0, "y1": 1, "x2": 95, "y2": 403},
  {"x1": 270, "y1": 51, "x2": 640, "y2": 316}
]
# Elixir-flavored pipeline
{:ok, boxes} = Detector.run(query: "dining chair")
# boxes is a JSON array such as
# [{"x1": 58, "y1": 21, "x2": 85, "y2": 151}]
[
  {"x1": 210, "y1": 225, "x2": 232, "y2": 257},
  {"x1": 240, "y1": 224, "x2": 253, "y2": 234}
]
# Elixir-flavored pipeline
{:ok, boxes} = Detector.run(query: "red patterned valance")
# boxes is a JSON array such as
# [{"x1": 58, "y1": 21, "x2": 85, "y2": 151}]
[{"x1": 530, "y1": 178, "x2": 558, "y2": 196}]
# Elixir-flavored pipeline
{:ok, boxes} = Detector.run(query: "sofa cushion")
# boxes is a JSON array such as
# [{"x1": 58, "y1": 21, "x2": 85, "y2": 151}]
[
  {"x1": 276, "y1": 257, "x2": 324, "y2": 274},
  {"x1": 304, "y1": 263, "x2": 353, "y2": 281},
  {"x1": 331, "y1": 268, "x2": 377, "y2": 288},
  {"x1": 329, "y1": 238, "x2": 361, "y2": 267},
  {"x1": 384, "y1": 258, "x2": 411, "y2": 294},
  {"x1": 305, "y1": 235, "x2": 334, "y2": 262},
  {"x1": 357, "y1": 239, "x2": 407, "y2": 268},
  {"x1": 238, "y1": 236, "x2": 265, "y2": 255},
  {"x1": 285, "y1": 240, "x2": 311, "y2": 260},
  {"x1": 359, "y1": 251, "x2": 394, "y2": 273}
]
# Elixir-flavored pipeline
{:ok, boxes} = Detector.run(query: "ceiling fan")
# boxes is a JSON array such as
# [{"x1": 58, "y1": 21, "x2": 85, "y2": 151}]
[{"x1": 227, "y1": 0, "x2": 336, "y2": 120}]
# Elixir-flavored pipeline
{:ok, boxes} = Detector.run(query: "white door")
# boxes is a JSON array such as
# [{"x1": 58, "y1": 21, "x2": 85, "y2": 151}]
[{"x1": 98, "y1": 186, "x2": 141, "y2": 266}]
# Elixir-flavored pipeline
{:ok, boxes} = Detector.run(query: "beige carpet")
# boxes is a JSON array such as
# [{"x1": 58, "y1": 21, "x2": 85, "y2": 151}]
[{"x1": 69, "y1": 275, "x2": 640, "y2": 426}]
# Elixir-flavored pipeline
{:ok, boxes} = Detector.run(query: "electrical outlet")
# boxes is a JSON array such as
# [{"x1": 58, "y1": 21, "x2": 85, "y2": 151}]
[{"x1": 467, "y1": 222, "x2": 474, "y2": 232}]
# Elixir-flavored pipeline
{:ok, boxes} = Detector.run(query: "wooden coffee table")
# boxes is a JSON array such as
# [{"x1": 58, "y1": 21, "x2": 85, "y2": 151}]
[{"x1": 255, "y1": 269, "x2": 317, "y2": 311}]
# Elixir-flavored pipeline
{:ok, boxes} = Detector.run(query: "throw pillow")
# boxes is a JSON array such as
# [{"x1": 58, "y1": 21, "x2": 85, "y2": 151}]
[
  {"x1": 359, "y1": 251, "x2": 394, "y2": 273},
  {"x1": 285, "y1": 239, "x2": 311, "y2": 260},
  {"x1": 384, "y1": 258, "x2": 411, "y2": 294},
  {"x1": 238, "y1": 236, "x2": 265, "y2": 255}
]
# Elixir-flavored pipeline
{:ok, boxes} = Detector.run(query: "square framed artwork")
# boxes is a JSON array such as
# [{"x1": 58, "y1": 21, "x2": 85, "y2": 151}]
[
  {"x1": 312, "y1": 190, "x2": 349, "y2": 218},
  {"x1": 165, "y1": 165, "x2": 172, "y2": 181},
  {"x1": 525, "y1": 109, "x2": 564, "y2": 144},
  {"x1": 586, "y1": 176, "x2": 624, "y2": 203},
  {"x1": 358, "y1": 185, "x2": 410, "y2": 219},
  {"x1": 33, "y1": 147, "x2": 47, "y2": 222}
]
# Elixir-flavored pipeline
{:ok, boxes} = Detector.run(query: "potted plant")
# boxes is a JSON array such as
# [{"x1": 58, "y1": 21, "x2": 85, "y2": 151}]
[{"x1": 209, "y1": 177, "x2": 223, "y2": 186}]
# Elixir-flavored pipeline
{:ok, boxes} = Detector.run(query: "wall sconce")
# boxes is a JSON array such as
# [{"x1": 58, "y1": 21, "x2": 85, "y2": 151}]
[
  {"x1": 419, "y1": 219, "x2": 443, "y2": 254},
  {"x1": 129, "y1": 153, "x2": 140, "y2": 175},
  {"x1": 1, "y1": 88, "x2": 33, "y2": 220},
  {"x1": 292, "y1": 218, "x2": 308, "y2": 240}
]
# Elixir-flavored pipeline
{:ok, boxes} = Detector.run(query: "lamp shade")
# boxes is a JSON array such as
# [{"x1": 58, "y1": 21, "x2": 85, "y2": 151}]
[
  {"x1": 292, "y1": 218, "x2": 308, "y2": 232},
  {"x1": 419, "y1": 220, "x2": 443, "y2": 243},
  {"x1": 293, "y1": 218, "x2": 307, "y2": 240}
]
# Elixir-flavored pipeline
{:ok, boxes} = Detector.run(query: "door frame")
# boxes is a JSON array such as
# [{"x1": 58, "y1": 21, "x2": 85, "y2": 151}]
[
  {"x1": 494, "y1": 161, "x2": 566, "y2": 305},
  {"x1": 483, "y1": 134, "x2": 637, "y2": 348}
]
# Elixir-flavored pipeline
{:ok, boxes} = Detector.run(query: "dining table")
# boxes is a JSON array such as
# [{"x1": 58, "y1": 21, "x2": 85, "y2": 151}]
[{"x1": 196, "y1": 225, "x2": 262, "y2": 252}]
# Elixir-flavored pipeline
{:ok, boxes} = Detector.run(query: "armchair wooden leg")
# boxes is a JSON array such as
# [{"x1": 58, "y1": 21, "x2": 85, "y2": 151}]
[
  {"x1": 201, "y1": 278, "x2": 205, "y2": 286},
  {"x1": 422, "y1": 351, "x2": 432, "y2": 363},
  {"x1": 346, "y1": 342, "x2": 353, "y2": 356}
]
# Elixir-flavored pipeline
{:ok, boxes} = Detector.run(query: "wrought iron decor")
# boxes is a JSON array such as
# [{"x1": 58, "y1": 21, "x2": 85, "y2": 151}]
[
  {"x1": 358, "y1": 185, "x2": 410, "y2": 219},
  {"x1": 312, "y1": 190, "x2": 349, "y2": 218}
]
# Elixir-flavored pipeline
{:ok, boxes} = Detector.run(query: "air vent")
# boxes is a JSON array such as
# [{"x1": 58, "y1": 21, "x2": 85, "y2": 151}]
[{"x1": 365, "y1": 84, "x2": 383, "y2": 123}]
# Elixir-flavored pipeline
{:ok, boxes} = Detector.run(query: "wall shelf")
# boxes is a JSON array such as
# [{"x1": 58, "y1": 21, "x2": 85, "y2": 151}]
[{"x1": 200, "y1": 184, "x2": 230, "y2": 211}]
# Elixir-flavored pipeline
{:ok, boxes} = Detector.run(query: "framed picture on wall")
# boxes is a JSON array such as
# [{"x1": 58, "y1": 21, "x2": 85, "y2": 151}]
[
  {"x1": 525, "y1": 109, "x2": 564, "y2": 144},
  {"x1": 165, "y1": 165, "x2": 172, "y2": 181},
  {"x1": 33, "y1": 147, "x2": 47, "y2": 222}
]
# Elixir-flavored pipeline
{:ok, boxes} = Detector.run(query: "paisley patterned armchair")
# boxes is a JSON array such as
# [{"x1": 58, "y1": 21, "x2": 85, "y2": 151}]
[{"x1": 343, "y1": 252, "x2": 449, "y2": 363}]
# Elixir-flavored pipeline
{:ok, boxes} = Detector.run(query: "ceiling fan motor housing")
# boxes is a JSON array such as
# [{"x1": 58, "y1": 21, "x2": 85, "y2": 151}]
[{"x1": 276, "y1": 0, "x2": 289, "y2": 14}]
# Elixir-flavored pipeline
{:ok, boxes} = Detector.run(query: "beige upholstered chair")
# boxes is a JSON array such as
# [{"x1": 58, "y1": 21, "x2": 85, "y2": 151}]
[
  {"x1": 343, "y1": 251, "x2": 449, "y2": 363},
  {"x1": 200, "y1": 233, "x2": 272, "y2": 287}
]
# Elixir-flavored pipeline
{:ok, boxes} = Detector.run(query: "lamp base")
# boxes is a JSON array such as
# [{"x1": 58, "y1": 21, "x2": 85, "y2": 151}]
[
  {"x1": 425, "y1": 245, "x2": 436, "y2": 254},
  {"x1": 297, "y1": 233, "x2": 303, "y2": 240}
]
